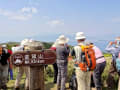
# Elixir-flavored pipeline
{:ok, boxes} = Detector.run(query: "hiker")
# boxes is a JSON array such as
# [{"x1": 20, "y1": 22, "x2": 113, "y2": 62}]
[
  {"x1": 0, "y1": 45, "x2": 10, "y2": 90},
  {"x1": 56, "y1": 35, "x2": 70, "y2": 90},
  {"x1": 105, "y1": 37, "x2": 120, "y2": 89},
  {"x1": 89, "y1": 42, "x2": 106, "y2": 90},
  {"x1": 50, "y1": 40, "x2": 59, "y2": 83},
  {"x1": 70, "y1": 32, "x2": 91, "y2": 90},
  {"x1": 8, "y1": 49, "x2": 13, "y2": 80},
  {"x1": 13, "y1": 39, "x2": 29, "y2": 90}
]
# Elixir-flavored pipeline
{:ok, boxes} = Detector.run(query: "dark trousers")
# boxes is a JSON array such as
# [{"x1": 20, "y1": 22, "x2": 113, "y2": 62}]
[
  {"x1": 53, "y1": 63, "x2": 58, "y2": 83},
  {"x1": 93, "y1": 61, "x2": 106, "y2": 88}
]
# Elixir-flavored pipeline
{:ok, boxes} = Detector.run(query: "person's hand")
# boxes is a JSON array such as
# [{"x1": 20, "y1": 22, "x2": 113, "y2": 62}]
[
  {"x1": 75, "y1": 61, "x2": 80, "y2": 64},
  {"x1": 109, "y1": 41, "x2": 114, "y2": 46},
  {"x1": 68, "y1": 56, "x2": 73, "y2": 61}
]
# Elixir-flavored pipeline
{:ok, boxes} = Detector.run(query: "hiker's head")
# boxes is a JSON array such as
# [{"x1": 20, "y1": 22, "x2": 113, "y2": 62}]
[
  {"x1": 75, "y1": 32, "x2": 86, "y2": 44},
  {"x1": 58, "y1": 35, "x2": 69, "y2": 46},
  {"x1": 77, "y1": 39, "x2": 85, "y2": 43},
  {"x1": 115, "y1": 37, "x2": 120, "y2": 48},
  {"x1": 85, "y1": 41, "x2": 93, "y2": 46}
]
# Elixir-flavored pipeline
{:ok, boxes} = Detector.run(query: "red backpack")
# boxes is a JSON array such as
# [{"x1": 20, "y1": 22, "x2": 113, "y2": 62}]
[{"x1": 79, "y1": 45, "x2": 96, "y2": 71}]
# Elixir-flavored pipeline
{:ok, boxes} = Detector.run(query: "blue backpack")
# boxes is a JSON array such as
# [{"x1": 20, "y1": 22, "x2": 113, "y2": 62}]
[{"x1": 116, "y1": 57, "x2": 120, "y2": 72}]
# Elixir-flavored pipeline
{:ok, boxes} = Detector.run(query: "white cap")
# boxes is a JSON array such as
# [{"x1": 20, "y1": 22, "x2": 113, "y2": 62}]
[
  {"x1": 2, "y1": 44, "x2": 7, "y2": 48},
  {"x1": 57, "y1": 35, "x2": 69, "y2": 44},
  {"x1": 75, "y1": 32, "x2": 86, "y2": 40}
]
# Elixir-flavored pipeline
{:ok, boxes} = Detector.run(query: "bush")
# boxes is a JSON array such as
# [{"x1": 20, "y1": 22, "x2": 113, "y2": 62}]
[
  {"x1": 45, "y1": 65, "x2": 54, "y2": 81},
  {"x1": 67, "y1": 60, "x2": 74, "y2": 81}
]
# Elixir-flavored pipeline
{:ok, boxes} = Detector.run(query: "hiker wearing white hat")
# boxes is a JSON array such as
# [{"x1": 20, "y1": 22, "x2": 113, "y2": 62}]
[
  {"x1": 14, "y1": 39, "x2": 30, "y2": 90},
  {"x1": 70, "y1": 32, "x2": 91, "y2": 90},
  {"x1": 56, "y1": 35, "x2": 70, "y2": 90}
]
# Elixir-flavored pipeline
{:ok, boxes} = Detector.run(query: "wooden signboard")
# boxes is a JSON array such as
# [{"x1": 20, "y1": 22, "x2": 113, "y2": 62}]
[
  {"x1": 11, "y1": 49, "x2": 56, "y2": 90},
  {"x1": 11, "y1": 49, "x2": 56, "y2": 66}
]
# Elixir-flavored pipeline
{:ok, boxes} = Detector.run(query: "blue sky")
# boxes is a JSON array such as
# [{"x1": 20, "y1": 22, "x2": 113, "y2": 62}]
[{"x1": 0, "y1": 0, "x2": 120, "y2": 45}]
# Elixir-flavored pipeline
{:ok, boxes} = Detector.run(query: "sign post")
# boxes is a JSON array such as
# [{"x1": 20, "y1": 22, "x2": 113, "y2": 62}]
[{"x1": 11, "y1": 50, "x2": 56, "y2": 90}]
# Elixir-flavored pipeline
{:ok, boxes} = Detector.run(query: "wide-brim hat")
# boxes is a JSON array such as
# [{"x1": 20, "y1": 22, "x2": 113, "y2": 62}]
[
  {"x1": 58, "y1": 35, "x2": 69, "y2": 44},
  {"x1": 21, "y1": 39, "x2": 29, "y2": 46},
  {"x1": 75, "y1": 32, "x2": 86, "y2": 40}
]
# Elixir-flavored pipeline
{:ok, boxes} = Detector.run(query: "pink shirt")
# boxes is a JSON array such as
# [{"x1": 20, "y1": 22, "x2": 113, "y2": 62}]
[{"x1": 93, "y1": 46, "x2": 106, "y2": 64}]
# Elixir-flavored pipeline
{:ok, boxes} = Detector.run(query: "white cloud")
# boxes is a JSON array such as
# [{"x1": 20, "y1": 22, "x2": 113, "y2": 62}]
[
  {"x1": 21, "y1": 7, "x2": 38, "y2": 14},
  {"x1": 47, "y1": 19, "x2": 64, "y2": 27},
  {"x1": 0, "y1": 7, "x2": 38, "y2": 21}
]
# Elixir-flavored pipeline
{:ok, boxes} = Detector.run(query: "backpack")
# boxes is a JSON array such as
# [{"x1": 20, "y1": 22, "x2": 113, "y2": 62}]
[
  {"x1": 0, "y1": 47, "x2": 2, "y2": 55},
  {"x1": 78, "y1": 45, "x2": 96, "y2": 71},
  {"x1": 116, "y1": 53, "x2": 120, "y2": 75},
  {"x1": 0, "y1": 49, "x2": 10, "y2": 65}
]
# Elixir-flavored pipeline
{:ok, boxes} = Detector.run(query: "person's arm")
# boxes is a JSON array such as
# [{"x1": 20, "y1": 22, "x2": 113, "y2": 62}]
[
  {"x1": 105, "y1": 42, "x2": 115, "y2": 53},
  {"x1": 64, "y1": 44, "x2": 70, "y2": 56}
]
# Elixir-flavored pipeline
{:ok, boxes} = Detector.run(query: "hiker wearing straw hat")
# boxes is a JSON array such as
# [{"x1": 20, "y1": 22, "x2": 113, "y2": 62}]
[
  {"x1": 105, "y1": 37, "x2": 120, "y2": 89},
  {"x1": 56, "y1": 35, "x2": 70, "y2": 90},
  {"x1": 70, "y1": 32, "x2": 91, "y2": 90},
  {"x1": 14, "y1": 39, "x2": 30, "y2": 90}
]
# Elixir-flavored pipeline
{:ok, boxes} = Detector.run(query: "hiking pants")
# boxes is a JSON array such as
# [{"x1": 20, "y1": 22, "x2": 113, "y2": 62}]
[
  {"x1": 93, "y1": 61, "x2": 106, "y2": 88},
  {"x1": 15, "y1": 66, "x2": 29, "y2": 88},
  {"x1": 57, "y1": 61, "x2": 67, "y2": 90},
  {"x1": 0, "y1": 63, "x2": 8, "y2": 88},
  {"x1": 75, "y1": 69, "x2": 91, "y2": 90},
  {"x1": 53, "y1": 62, "x2": 58, "y2": 83}
]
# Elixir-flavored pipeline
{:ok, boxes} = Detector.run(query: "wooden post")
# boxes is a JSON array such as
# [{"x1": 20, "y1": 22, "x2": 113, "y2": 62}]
[
  {"x1": 27, "y1": 43, "x2": 45, "y2": 90},
  {"x1": 29, "y1": 65, "x2": 44, "y2": 90}
]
